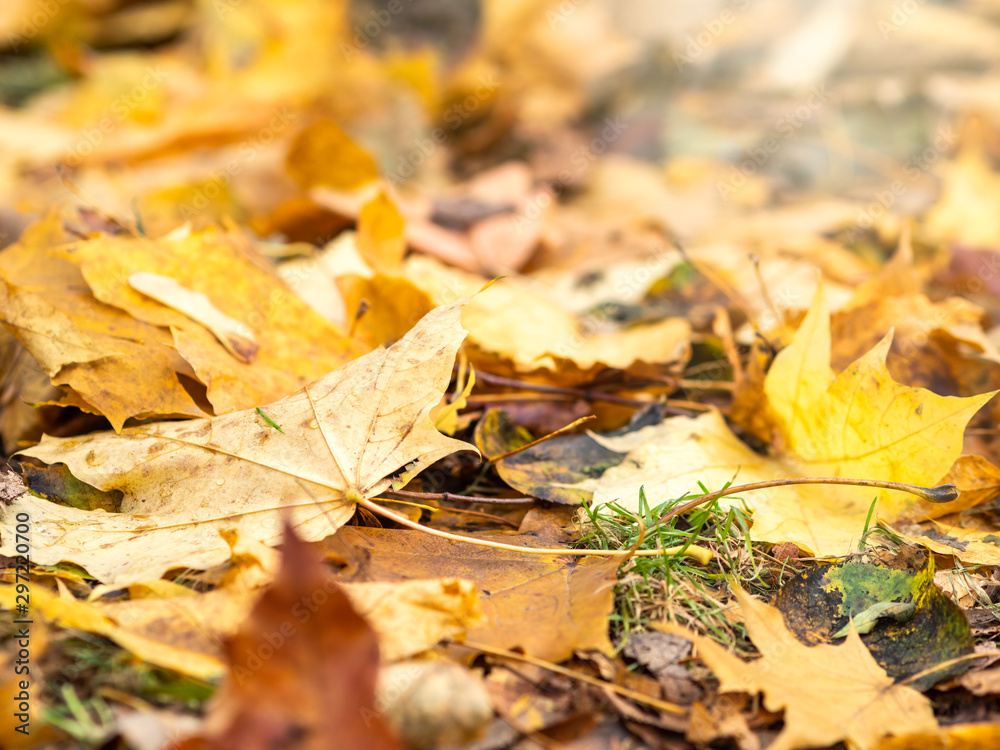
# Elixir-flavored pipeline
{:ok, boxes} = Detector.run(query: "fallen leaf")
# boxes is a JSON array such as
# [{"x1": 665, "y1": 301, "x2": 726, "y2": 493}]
[
  {"x1": 0, "y1": 299, "x2": 477, "y2": 584},
  {"x1": 408, "y1": 257, "x2": 691, "y2": 384},
  {"x1": 894, "y1": 454, "x2": 1000, "y2": 523},
  {"x1": 926, "y1": 141, "x2": 1000, "y2": 249},
  {"x1": 337, "y1": 273, "x2": 435, "y2": 349},
  {"x1": 0, "y1": 217, "x2": 209, "y2": 429},
  {"x1": 0, "y1": 582, "x2": 225, "y2": 681},
  {"x1": 62, "y1": 228, "x2": 364, "y2": 417},
  {"x1": 773, "y1": 547, "x2": 973, "y2": 686},
  {"x1": 763, "y1": 286, "x2": 993, "y2": 494},
  {"x1": 286, "y1": 119, "x2": 379, "y2": 191},
  {"x1": 473, "y1": 406, "x2": 662, "y2": 504},
  {"x1": 330, "y1": 525, "x2": 617, "y2": 662},
  {"x1": 91, "y1": 575, "x2": 480, "y2": 676},
  {"x1": 128, "y1": 271, "x2": 259, "y2": 363},
  {"x1": 830, "y1": 235, "x2": 999, "y2": 396},
  {"x1": 357, "y1": 192, "x2": 406, "y2": 273},
  {"x1": 873, "y1": 723, "x2": 1000, "y2": 750},
  {"x1": 889, "y1": 521, "x2": 1000, "y2": 566},
  {"x1": 592, "y1": 288, "x2": 995, "y2": 555},
  {"x1": 178, "y1": 523, "x2": 404, "y2": 750},
  {"x1": 663, "y1": 583, "x2": 938, "y2": 750}
]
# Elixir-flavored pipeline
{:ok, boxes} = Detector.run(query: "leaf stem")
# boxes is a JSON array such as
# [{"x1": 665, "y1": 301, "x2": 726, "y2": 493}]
[
  {"x1": 385, "y1": 489, "x2": 536, "y2": 504},
  {"x1": 652, "y1": 477, "x2": 959, "y2": 530},
  {"x1": 358, "y1": 496, "x2": 708, "y2": 559},
  {"x1": 487, "y1": 415, "x2": 595, "y2": 463},
  {"x1": 364, "y1": 476, "x2": 957, "y2": 560}
]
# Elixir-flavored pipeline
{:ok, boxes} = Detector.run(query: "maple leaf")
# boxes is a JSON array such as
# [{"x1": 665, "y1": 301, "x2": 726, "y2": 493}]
[
  {"x1": 0, "y1": 299, "x2": 477, "y2": 585},
  {"x1": 591, "y1": 288, "x2": 995, "y2": 555},
  {"x1": 663, "y1": 584, "x2": 938, "y2": 750}
]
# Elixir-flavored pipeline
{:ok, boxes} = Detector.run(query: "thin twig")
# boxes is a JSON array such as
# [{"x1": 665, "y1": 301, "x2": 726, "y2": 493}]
[
  {"x1": 653, "y1": 478, "x2": 959, "y2": 531},
  {"x1": 488, "y1": 415, "x2": 595, "y2": 463},
  {"x1": 451, "y1": 640, "x2": 687, "y2": 716},
  {"x1": 472, "y1": 371, "x2": 651, "y2": 408},
  {"x1": 385, "y1": 488, "x2": 536, "y2": 504}
]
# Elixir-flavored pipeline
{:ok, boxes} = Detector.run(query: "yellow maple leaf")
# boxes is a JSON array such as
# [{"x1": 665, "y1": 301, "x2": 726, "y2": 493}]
[
  {"x1": 592, "y1": 288, "x2": 995, "y2": 555},
  {"x1": 764, "y1": 288, "x2": 993, "y2": 488},
  {"x1": 663, "y1": 584, "x2": 937, "y2": 750}
]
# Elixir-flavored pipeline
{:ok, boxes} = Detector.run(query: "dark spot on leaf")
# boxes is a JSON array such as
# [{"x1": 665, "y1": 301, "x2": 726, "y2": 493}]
[{"x1": 921, "y1": 528, "x2": 968, "y2": 551}]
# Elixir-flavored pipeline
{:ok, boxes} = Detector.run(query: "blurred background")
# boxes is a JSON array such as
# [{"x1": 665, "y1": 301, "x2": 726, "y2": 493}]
[
  {"x1": 2, "y1": 0, "x2": 999, "y2": 242},
  {"x1": 3, "y1": 0, "x2": 1000, "y2": 446}
]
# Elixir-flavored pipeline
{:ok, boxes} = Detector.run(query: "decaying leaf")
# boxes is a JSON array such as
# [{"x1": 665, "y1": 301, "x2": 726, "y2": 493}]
[
  {"x1": 0, "y1": 299, "x2": 477, "y2": 585},
  {"x1": 773, "y1": 548, "x2": 974, "y2": 686},
  {"x1": 664, "y1": 584, "x2": 938, "y2": 750},
  {"x1": 473, "y1": 406, "x2": 662, "y2": 505}
]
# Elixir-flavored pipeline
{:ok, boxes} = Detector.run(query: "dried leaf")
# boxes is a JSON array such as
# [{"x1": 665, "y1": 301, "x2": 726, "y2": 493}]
[
  {"x1": 179, "y1": 524, "x2": 403, "y2": 750},
  {"x1": 128, "y1": 271, "x2": 259, "y2": 363},
  {"x1": 663, "y1": 584, "x2": 938, "y2": 750},
  {"x1": 357, "y1": 192, "x2": 406, "y2": 273},
  {"x1": 592, "y1": 288, "x2": 995, "y2": 555},
  {"x1": 331, "y1": 526, "x2": 616, "y2": 661},
  {"x1": 0, "y1": 299, "x2": 477, "y2": 584},
  {"x1": 286, "y1": 119, "x2": 379, "y2": 191}
]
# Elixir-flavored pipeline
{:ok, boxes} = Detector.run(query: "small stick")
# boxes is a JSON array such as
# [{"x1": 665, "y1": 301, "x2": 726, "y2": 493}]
[
  {"x1": 472, "y1": 371, "x2": 650, "y2": 408},
  {"x1": 488, "y1": 415, "x2": 595, "y2": 463},
  {"x1": 451, "y1": 640, "x2": 687, "y2": 716},
  {"x1": 652, "y1": 478, "x2": 959, "y2": 531},
  {"x1": 360, "y1": 477, "x2": 958, "y2": 560},
  {"x1": 385, "y1": 488, "x2": 536, "y2": 505}
]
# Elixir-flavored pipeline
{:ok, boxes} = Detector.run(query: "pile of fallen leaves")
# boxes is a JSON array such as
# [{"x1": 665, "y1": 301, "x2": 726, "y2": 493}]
[{"x1": 4, "y1": 0, "x2": 1000, "y2": 748}]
